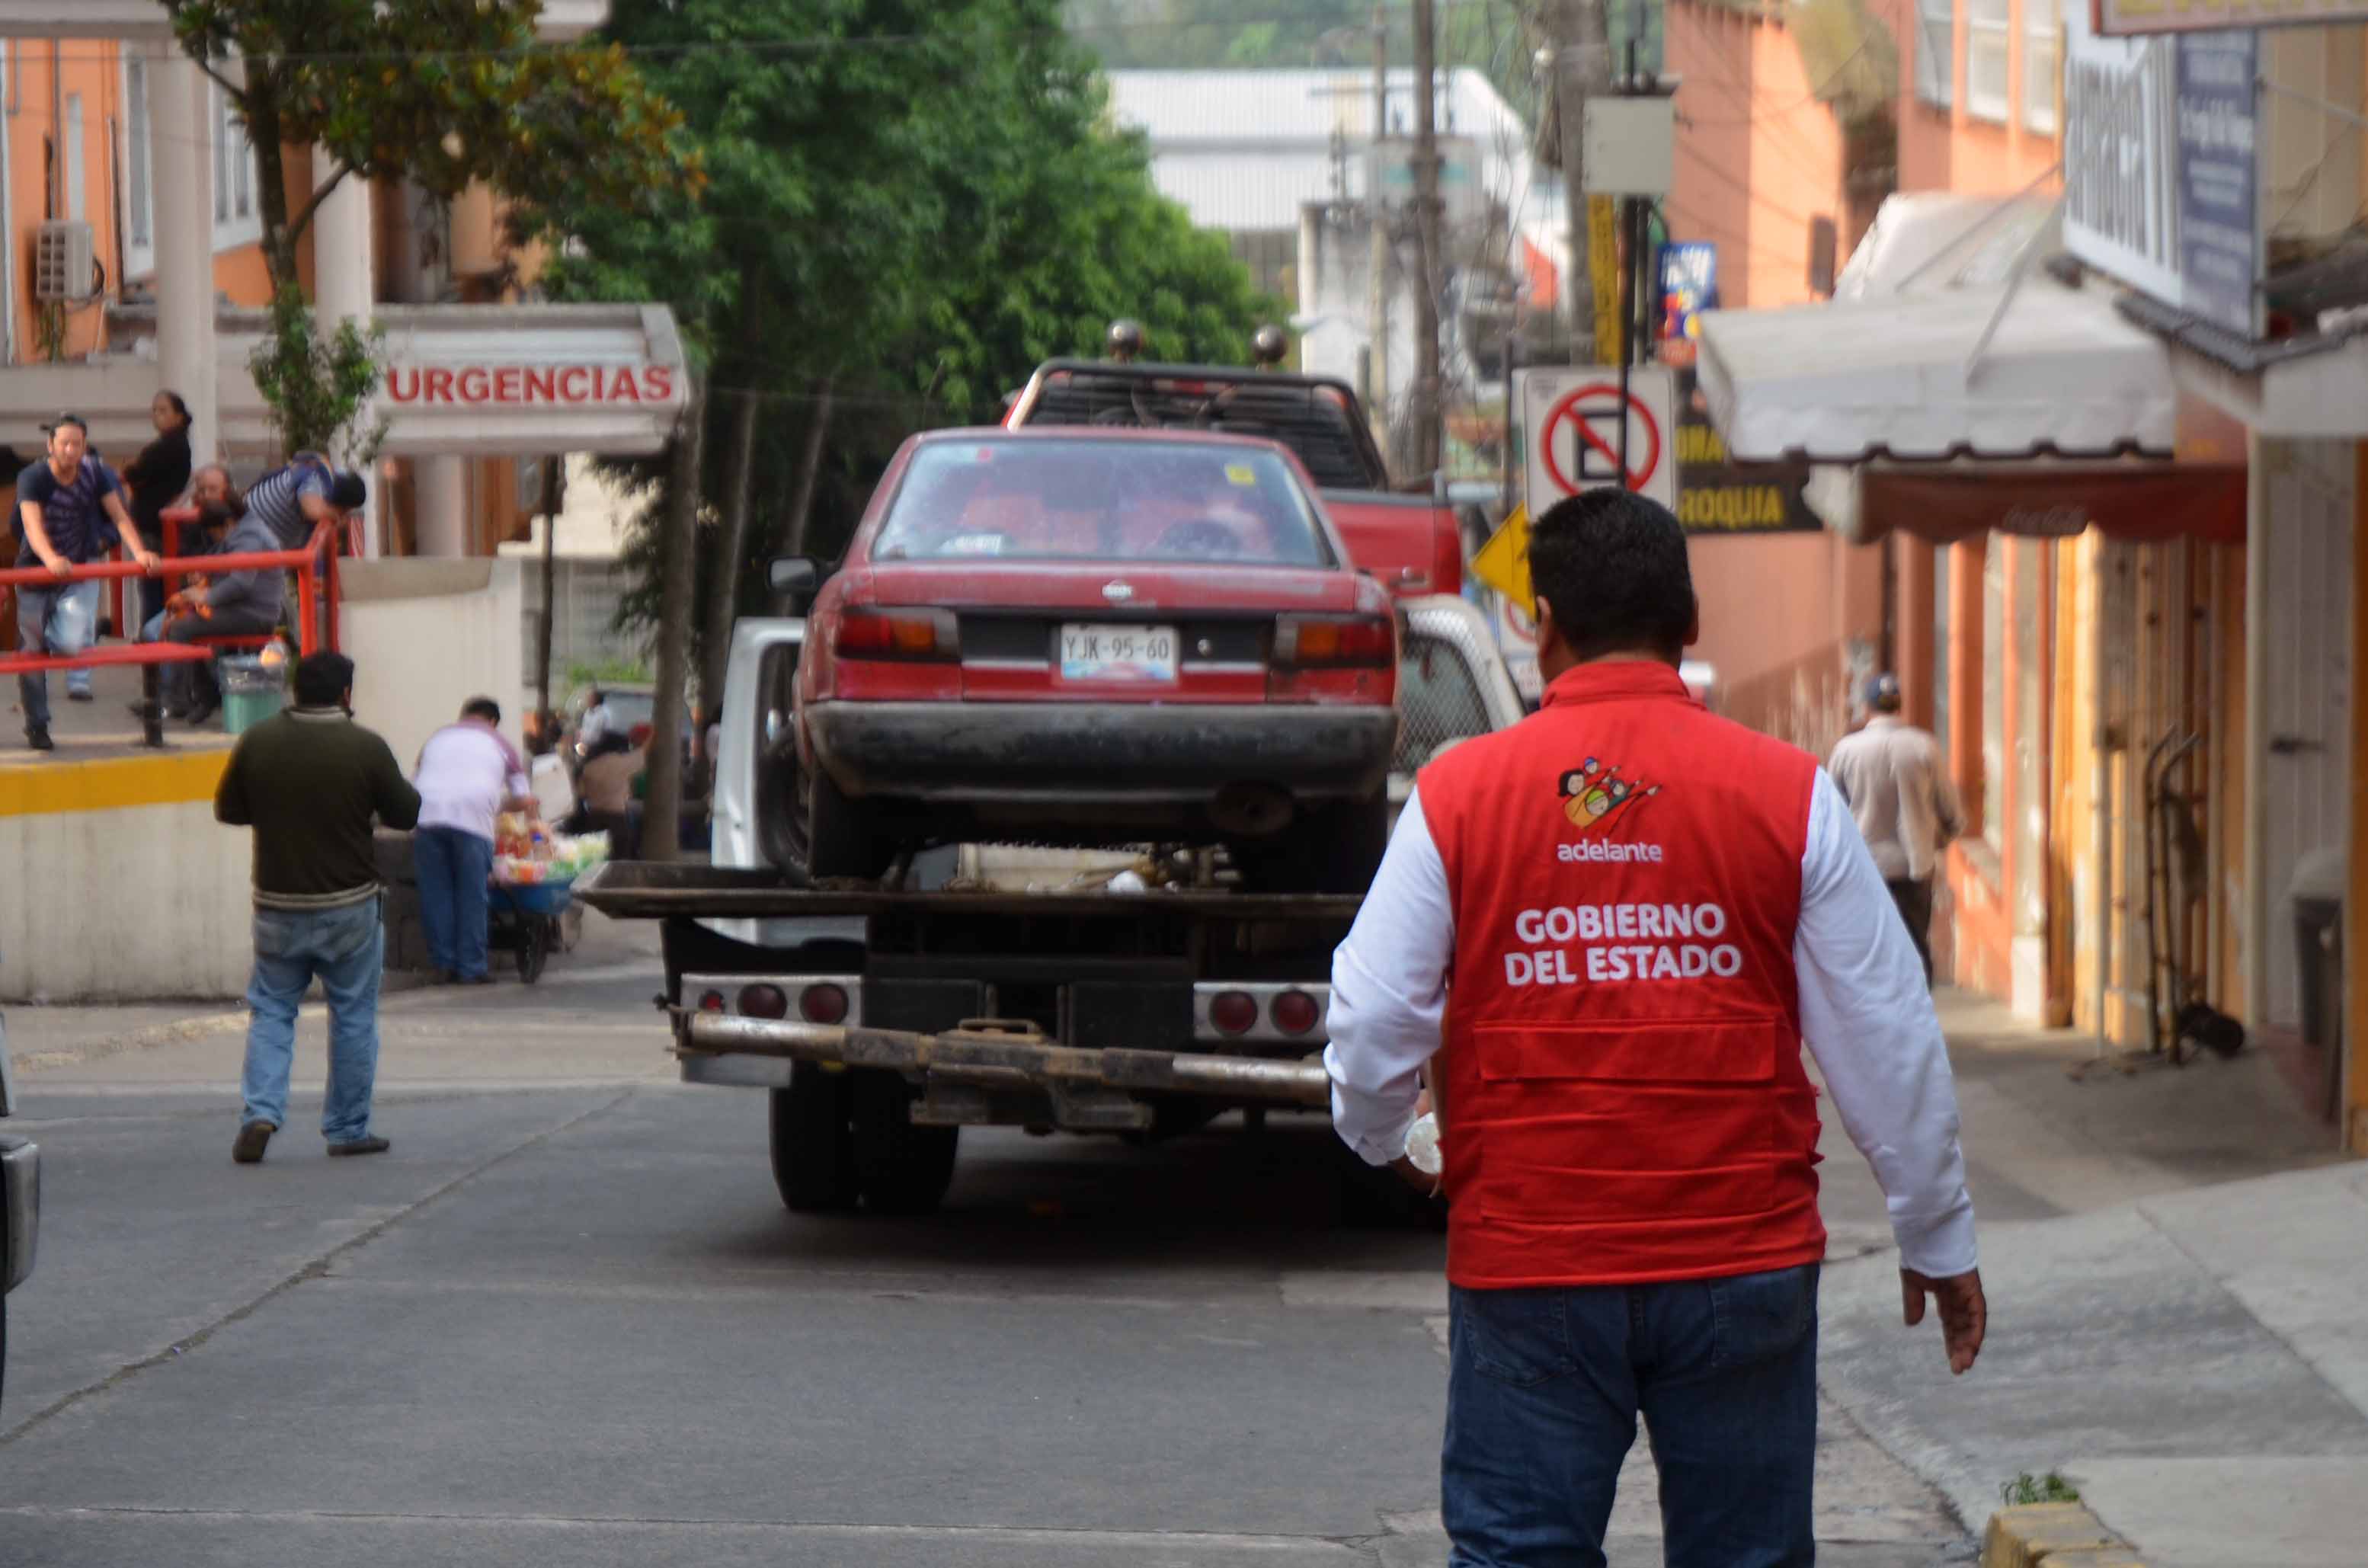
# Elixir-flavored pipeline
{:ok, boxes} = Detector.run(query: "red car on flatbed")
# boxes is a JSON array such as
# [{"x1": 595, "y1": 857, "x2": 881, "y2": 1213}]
[{"x1": 786, "y1": 427, "x2": 1400, "y2": 891}]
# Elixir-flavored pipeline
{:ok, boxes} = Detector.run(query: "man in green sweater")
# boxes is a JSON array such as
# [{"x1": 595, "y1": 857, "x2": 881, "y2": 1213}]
[{"x1": 215, "y1": 652, "x2": 422, "y2": 1164}]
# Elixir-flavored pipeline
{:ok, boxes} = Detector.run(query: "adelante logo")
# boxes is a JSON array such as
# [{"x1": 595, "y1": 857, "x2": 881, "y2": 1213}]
[{"x1": 1557, "y1": 757, "x2": 1659, "y2": 835}]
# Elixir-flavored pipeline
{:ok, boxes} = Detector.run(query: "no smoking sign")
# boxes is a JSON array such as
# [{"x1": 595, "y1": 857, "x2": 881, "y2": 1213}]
[{"x1": 1518, "y1": 366, "x2": 1678, "y2": 514}]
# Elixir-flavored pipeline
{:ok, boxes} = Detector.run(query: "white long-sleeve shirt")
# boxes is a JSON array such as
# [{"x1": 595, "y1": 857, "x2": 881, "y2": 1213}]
[{"x1": 1325, "y1": 772, "x2": 1978, "y2": 1279}]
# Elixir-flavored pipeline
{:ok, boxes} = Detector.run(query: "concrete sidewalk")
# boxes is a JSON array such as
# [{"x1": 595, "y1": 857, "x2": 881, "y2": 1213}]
[{"x1": 1820, "y1": 1159, "x2": 2368, "y2": 1568}]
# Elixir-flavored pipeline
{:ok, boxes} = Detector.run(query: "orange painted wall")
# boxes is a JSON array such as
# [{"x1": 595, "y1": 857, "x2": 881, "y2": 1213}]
[
  {"x1": 6, "y1": 40, "x2": 131, "y2": 363},
  {"x1": 1896, "y1": 0, "x2": 2064, "y2": 198},
  {"x1": 1668, "y1": 2, "x2": 1849, "y2": 311}
]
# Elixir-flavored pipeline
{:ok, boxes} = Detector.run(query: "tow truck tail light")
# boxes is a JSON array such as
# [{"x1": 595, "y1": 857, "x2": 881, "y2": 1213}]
[
  {"x1": 1209, "y1": 990, "x2": 1258, "y2": 1036},
  {"x1": 799, "y1": 984, "x2": 850, "y2": 1026},
  {"x1": 738, "y1": 984, "x2": 789, "y2": 1019},
  {"x1": 836, "y1": 608, "x2": 959, "y2": 661},
  {"x1": 696, "y1": 989, "x2": 727, "y2": 1013},
  {"x1": 1271, "y1": 990, "x2": 1323, "y2": 1037},
  {"x1": 1274, "y1": 613, "x2": 1394, "y2": 667}
]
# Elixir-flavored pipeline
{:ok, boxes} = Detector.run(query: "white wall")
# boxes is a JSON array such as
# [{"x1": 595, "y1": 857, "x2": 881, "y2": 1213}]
[
  {"x1": 341, "y1": 557, "x2": 531, "y2": 769},
  {"x1": 0, "y1": 797, "x2": 251, "y2": 1001}
]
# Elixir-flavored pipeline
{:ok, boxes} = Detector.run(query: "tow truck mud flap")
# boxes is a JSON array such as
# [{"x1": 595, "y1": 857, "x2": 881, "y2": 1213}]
[{"x1": 680, "y1": 1013, "x2": 1330, "y2": 1131}]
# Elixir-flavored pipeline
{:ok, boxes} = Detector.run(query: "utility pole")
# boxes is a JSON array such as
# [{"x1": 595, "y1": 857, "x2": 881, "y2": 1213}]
[
  {"x1": 1409, "y1": 0, "x2": 1444, "y2": 482},
  {"x1": 1549, "y1": 0, "x2": 1612, "y2": 364},
  {"x1": 1367, "y1": 6, "x2": 1390, "y2": 443}
]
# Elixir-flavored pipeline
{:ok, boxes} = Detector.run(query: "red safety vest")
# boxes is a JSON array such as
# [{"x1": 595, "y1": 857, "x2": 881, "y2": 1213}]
[{"x1": 1418, "y1": 659, "x2": 1826, "y2": 1288}]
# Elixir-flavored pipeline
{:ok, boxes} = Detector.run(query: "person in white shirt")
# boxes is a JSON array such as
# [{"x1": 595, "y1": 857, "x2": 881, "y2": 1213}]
[
  {"x1": 1827, "y1": 674, "x2": 1964, "y2": 984},
  {"x1": 411, "y1": 697, "x2": 533, "y2": 985}
]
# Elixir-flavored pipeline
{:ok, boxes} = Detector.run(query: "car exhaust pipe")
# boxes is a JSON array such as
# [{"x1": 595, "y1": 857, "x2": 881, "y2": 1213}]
[{"x1": 1209, "y1": 781, "x2": 1295, "y2": 838}]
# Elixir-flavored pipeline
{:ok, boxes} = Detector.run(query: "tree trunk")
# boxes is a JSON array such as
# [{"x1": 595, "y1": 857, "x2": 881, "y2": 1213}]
[
  {"x1": 700, "y1": 388, "x2": 762, "y2": 718},
  {"x1": 781, "y1": 375, "x2": 837, "y2": 558},
  {"x1": 642, "y1": 378, "x2": 706, "y2": 862}
]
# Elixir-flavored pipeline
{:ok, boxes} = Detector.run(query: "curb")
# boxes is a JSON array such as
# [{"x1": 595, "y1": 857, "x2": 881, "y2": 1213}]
[{"x1": 1982, "y1": 1502, "x2": 2146, "y2": 1566}]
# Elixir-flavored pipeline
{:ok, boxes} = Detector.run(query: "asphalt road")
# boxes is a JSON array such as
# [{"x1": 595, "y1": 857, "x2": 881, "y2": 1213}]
[{"x1": 0, "y1": 923, "x2": 1998, "y2": 1566}]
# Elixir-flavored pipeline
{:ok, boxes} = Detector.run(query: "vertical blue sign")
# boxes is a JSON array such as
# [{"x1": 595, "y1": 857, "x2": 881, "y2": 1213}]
[{"x1": 2174, "y1": 30, "x2": 2258, "y2": 338}]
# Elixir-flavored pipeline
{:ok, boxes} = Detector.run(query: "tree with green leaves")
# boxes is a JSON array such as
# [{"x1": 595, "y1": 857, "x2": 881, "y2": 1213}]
[
  {"x1": 162, "y1": 0, "x2": 699, "y2": 459},
  {"x1": 526, "y1": 0, "x2": 1280, "y2": 706}
]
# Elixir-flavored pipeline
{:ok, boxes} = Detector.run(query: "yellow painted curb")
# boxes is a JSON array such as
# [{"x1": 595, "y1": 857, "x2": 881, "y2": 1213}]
[
  {"x1": 0, "y1": 748, "x2": 231, "y2": 818},
  {"x1": 1981, "y1": 1502, "x2": 2145, "y2": 1567}
]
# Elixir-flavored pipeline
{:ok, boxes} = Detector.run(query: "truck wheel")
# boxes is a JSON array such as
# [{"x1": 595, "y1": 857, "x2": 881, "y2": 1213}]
[
  {"x1": 849, "y1": 1070, "x2": 959, "y2": 1215},
  {"x1": 769, "y1": 1064, "x2": 861, "y2": 1213},
  {"x1": 1235, "y1": 799, "x2": 1388, "y2": 894},
  {"x1": 801, "y1": 761, "x2": 898, "y2": 883}
]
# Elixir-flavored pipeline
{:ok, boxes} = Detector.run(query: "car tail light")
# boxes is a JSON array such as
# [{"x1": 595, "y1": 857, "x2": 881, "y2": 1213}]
[
  {"x1": 1275, "y1": 613, "x2": 1394, "y2": 667},
  {"x1": 799, "y1": 984, "x2": 850, "y2": 1026},
  {"x1": 1271, "y1": 990, "x2": 1323, "y2": 1037},
  {"x1": 738, "y1": 984, "x2": 789, "y2": 1019},
  {"x1": 835, "y1": 608, "x2": 959, "y2": 661},
  {"x1": 1209, "y1": 990, "x2": 1258, "y2": 1037},
  {"x1": 696, "y1": 989, "x2": 727, "y2": 1013}
]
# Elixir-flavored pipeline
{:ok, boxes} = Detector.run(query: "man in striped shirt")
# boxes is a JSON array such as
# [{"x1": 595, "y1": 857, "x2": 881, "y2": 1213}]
[{"x1": 245, "y1": 453, "x2": 368, "y2": 552}]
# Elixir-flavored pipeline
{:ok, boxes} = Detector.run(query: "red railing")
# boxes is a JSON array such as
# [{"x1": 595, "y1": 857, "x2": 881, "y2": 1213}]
[{"x1": 0, "y1": 520, "x2": 342, "y2": 745}]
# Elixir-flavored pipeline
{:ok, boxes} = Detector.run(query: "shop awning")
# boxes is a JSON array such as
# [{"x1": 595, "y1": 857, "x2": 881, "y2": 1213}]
[
  {"x1": 1803, "y1": 459, "x2": 2247, "y2": 547},
  {"x1": 1695, "y1": 275, "x2": 2178, "y2": 463}
]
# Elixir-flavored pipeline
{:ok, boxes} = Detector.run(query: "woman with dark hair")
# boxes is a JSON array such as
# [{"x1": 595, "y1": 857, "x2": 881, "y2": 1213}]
[{"x1": 120, "y1": 391, "x2": 194, "y2": 629}]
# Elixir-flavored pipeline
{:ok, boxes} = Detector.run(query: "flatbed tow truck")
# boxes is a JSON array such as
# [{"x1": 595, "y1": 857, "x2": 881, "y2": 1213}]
[{"x1": 576, "y1": 861, "x2": 1364, "y2": 1216}]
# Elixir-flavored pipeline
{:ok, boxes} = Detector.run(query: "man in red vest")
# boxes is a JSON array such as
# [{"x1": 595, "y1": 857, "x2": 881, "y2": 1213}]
[{"x1": 1326, "y1": 488, "x2": 1984, "y2": 1567}]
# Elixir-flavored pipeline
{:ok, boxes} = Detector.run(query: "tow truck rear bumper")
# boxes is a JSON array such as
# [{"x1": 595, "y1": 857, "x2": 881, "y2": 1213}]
[{"x1": 678, "y1": 1012, "x2": 1332, "y2": 1131}]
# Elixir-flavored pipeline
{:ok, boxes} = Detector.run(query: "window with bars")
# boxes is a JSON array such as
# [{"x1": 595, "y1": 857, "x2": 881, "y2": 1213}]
[
  {"x1": 2024, "y1": 0, "x2": 2062, "y2": 135},
  {"x1": 1968, "y1": 0, "x2": 2011, "y2": 123},
  {"x1": 1915, "y1": 0, "x2": 1955, "y2": 110}
]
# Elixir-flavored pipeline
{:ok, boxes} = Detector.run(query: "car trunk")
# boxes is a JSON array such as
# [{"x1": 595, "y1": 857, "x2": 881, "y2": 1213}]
[{"x1": 858, "y1": 561, "x2": 1370, "y2": 705}]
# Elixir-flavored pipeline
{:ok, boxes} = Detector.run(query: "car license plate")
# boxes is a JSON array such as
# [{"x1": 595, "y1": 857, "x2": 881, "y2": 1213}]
[{"x1": 1060, "y1": 623, "x2": 1178, "y2": 683}]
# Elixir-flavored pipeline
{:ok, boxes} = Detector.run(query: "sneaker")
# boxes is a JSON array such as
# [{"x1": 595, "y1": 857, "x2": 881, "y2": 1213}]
[
  {"x1": 459, "y1": 973, "x2": 496, "y2": 986},
  {"x1": 430, "y1": 968, "x2": 458, "y2": 986},
  {"x1": 24, "y1": 726, "x2": 53, "y2": 752},
  {"x1": 232, "y1": 1119, "x2": 277, "y2": 1164},
  {"x1": 66, "y1": 686, "x2": 94, "y2": 702},
  {"x1": 327, "y1": 1136, "x2": 392, "y2": 1157}
]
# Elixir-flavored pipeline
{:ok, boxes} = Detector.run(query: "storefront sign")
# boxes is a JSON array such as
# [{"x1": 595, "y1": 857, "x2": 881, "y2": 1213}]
[
  {"x1": 2174, "y1": 29, "x2": 2259, "y2": 337},
  {"x1": 385, "y1": 363, "x2": 680, "y2": 407},
  {"x1": 1672, "y1": 368, "x2": 1816, "y2": 536},
  {"x1": 1656, "y1": 242, "x2": 1718, "y2": 370},
  {"x1": 2096, "y1": 0, "x2": 2368, "y2": 34},
  {"x1": 2064, "y1": 5, "x2": 2184, "y2": 308}
]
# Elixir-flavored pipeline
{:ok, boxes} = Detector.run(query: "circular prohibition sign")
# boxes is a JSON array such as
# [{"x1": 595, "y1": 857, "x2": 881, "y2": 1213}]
[{"x1": 1538, "y1": 382, "x2": 1663, "y2": 499}]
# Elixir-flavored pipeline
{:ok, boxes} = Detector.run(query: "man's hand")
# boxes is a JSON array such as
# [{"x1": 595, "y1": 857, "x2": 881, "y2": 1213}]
[
  {"x1": 1902, "y1": 1267, "x2": 1986, "y2": 1375},
  {"x1": 132, "y1": 547, "x2": 162, "y2": 572},
  {"x1": 42, "y1": 554, "x2": 72, "y2": 580}
]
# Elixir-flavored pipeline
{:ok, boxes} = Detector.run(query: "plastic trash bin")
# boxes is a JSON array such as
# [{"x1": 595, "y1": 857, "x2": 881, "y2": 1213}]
[{"x1": 219, "y1": 654, "x2": 286, "y2": 735}]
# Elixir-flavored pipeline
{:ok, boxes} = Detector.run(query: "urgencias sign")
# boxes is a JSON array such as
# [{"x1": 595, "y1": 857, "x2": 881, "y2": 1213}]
[
  {"x1": 2095, "y1": 0, "x2": 2368, "y2": 35},
  {"x1": 385, "y1": 363, "x2": 681, "y2": 406}
]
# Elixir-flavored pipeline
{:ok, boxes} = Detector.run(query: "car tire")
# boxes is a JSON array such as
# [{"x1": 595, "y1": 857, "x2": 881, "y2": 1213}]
[
  {"x1": 1234, "y1": 798, "x2": 1388, "y2": 895},
  {"x1": 848, "y1": 1070, "x2": 959, "y2": 1216},
  {"x1": 769, "y1": 1064, "x2": 862, "y2": 1213},
  {"x1": 800, "y1": 759, "x2": 898, "y2": 884}
]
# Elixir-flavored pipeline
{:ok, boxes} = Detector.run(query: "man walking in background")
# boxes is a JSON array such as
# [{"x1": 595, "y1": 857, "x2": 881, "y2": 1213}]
[
  {"x1": 413, "y1": 698, "x2": 535, "y2": 986},
  {"x1": 1828, "y1": 674, "x2": 1963, "y2": 985},
  {"x1": 216, "y1": 653, "x2": 421, "y2": 1164},
  {"x1": 1326, "y1": 491, "x2": 1983, "y2": 1568}
]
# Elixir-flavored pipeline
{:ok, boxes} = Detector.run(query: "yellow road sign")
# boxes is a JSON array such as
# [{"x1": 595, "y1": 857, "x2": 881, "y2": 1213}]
[
  {"x1": 1588, "y1": 195, "x2": 1618, "y2": 363},
  {"x1": 1469, "y1": 504, "x2": 1531, "y2": 613}
]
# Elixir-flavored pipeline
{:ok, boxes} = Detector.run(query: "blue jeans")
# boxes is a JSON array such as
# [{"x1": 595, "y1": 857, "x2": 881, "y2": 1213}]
[
  {"x1": 1444, "y1": 1264, "x2": 1819, "y2": 1568},
  {"x1": 414, "y1": 826, "x2": 493, "y2": 979},
  {"x1": 13, "y1": 578, "x2": 101, "y2": 729},
  {"x1": 239, "y1": 899, "x2": 386, "y2": 1143}
]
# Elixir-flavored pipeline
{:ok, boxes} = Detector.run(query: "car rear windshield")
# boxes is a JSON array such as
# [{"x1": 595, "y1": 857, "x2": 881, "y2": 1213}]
[{"x1": 874, "y1": 439, "x2": 1334, "y2": 568}]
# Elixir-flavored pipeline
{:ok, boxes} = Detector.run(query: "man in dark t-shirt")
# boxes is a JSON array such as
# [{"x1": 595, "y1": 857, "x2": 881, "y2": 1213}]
[{"x1": 13, "y1": 414, "x2": 158, "y2": 750}]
